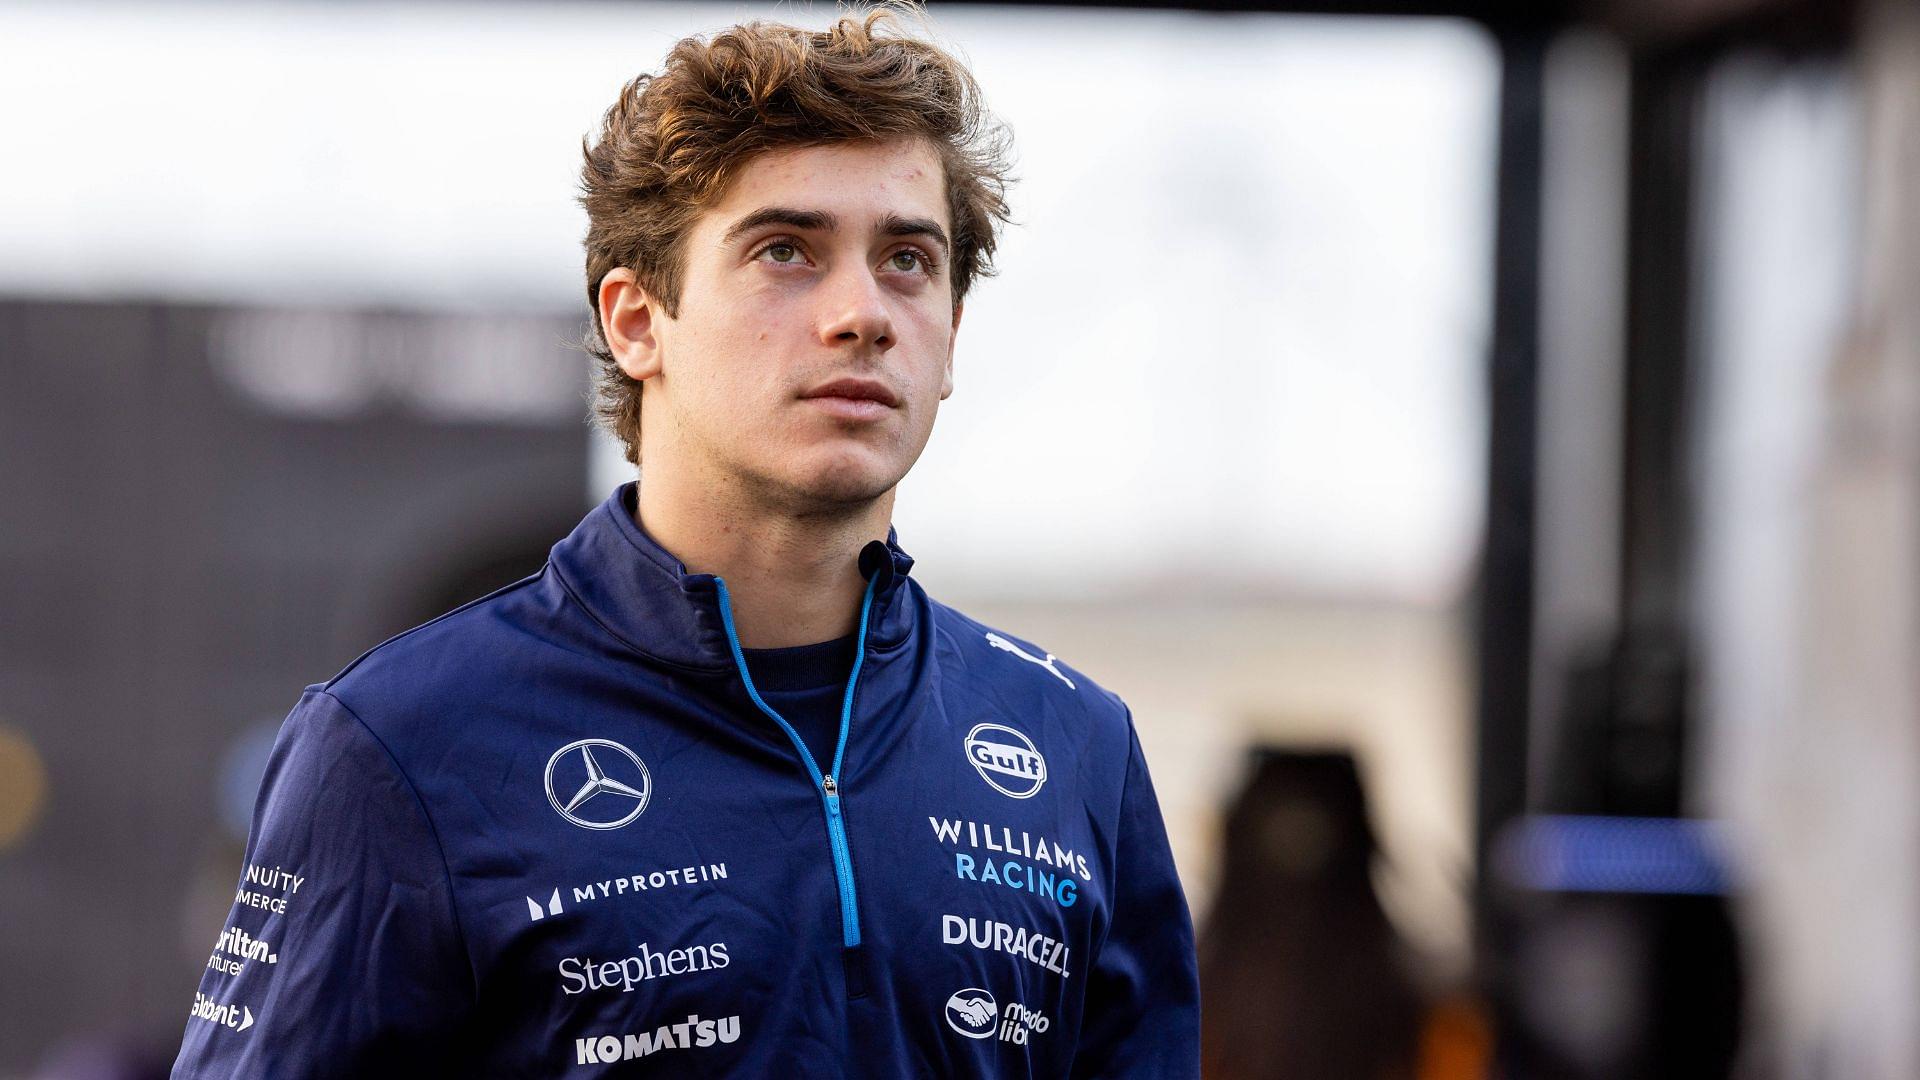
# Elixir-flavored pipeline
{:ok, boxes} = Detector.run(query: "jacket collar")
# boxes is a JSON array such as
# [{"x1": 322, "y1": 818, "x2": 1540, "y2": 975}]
[{"x1": 549, "y1": 481, "x2": 917, "y2": 674}]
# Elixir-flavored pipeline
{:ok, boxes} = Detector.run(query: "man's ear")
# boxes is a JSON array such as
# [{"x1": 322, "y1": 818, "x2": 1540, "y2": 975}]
[
  {"x1": 941, "y1": 300, "x2": 962, "y2": 400},
  {"x1": 598, "y1": 268, "x2": 664, "y2": 382}
]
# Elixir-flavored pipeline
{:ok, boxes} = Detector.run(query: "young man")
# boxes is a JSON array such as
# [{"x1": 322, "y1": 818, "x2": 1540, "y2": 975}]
[{"x1": 172, "y1": 7, "x2": 1198, "y2": 1076}]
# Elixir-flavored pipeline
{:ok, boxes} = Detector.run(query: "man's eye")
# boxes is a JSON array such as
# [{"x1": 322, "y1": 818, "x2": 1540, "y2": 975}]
[
  {"x1": 759, "y1": 241, "x2": 803, "y2": 265},
  {"x1": 888, "y1": 248, "x2": 937, "y2": 274}
]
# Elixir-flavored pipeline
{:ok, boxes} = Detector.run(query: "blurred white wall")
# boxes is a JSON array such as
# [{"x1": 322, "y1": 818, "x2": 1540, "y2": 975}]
[
  {"x1": 962, "y1": 596, "x2": 1476, "y2": 970},
  {"x1": 0, "y1": 0, "x2": 1495, "y2": 603},
  {"x1": 1695, "y1": 28, "x2": 1920, "y2": 1078}
]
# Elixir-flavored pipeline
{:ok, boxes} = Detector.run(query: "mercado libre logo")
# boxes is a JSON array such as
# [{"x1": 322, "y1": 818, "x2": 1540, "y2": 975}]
[
  {"x1": 963, "y1": 723, "x2": 1047, "y2": 799},
  {"x1": 544, "y1": 739, "x2": 652, "y2": 830},
  {"x1": 944, "y1": 988, "x2": 998, "y2": 1039}
]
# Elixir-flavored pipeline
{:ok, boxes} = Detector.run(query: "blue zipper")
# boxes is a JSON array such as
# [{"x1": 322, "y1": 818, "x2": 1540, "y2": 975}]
[{"x1": 714, "y1": 572, "x2": 878, "y2": 948}]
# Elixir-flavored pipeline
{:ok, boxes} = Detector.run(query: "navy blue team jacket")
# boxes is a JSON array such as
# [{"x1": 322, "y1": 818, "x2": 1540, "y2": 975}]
[{"x1": 172, "y1": 481, "x2": 1200, "y2": 1077}]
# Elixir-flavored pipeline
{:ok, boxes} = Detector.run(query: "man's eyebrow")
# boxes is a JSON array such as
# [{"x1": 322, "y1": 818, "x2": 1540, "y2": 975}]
[
  {"x1": 721, "y1": 206, "x2": 951, "y2": 257},
  {"x1": 721, "y1": 207, "x2": 838, "y2": 247},
  {"x1": 878, "y1": 213, "x2": 951, "y2": 258}
]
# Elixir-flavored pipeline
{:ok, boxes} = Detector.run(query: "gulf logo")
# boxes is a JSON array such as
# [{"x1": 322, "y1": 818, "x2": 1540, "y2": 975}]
[{"x1": 964, "y1": 723, "x2": 1048, "y2": 799}]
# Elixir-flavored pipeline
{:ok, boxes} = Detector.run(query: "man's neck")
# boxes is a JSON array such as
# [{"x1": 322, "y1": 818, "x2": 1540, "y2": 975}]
[{"x1": 634, "y1": 466, "x2": 894, "y2": 650}]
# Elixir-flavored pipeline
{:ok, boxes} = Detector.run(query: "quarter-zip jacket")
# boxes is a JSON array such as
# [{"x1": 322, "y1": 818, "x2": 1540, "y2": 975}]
[{"x1": 171, "y1": 481, "x2": 1200, "y2": 1078}]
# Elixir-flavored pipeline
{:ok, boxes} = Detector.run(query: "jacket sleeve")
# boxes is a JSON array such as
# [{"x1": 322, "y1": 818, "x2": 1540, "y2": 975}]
[
  {"x1": 1071, "y1": 714, "x2": 1202, "y2": 1078},
  {"x1": 171, "y1": 688, "x2": 474, "y2": 1078}
]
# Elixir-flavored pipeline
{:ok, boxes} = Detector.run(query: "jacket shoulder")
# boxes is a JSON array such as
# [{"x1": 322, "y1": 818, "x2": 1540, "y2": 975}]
[
  {"x1": 316, "y1": 566, "x2": 553, "y2": 732},
  {"x1": 924, "y1": 595, "x2": 1133, "y2": 727}
]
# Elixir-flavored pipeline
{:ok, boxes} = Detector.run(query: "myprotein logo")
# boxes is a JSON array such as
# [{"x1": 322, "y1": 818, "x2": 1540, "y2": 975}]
[
  {"x1": 526, "y1": 862, "x2": 730, "y2": 926},
  {"x1": 944, "y1": 988, "x2": 998, "y2": 1039},
  {"x1": 544, "y1": 738, "x2": 651, "y2": 830},
  {"x1": 964, "y1": 723, "x2": 1047, "y2": 799},
  {"x1": 527, "y1": 888, "x2": 563, "y2": 922}
]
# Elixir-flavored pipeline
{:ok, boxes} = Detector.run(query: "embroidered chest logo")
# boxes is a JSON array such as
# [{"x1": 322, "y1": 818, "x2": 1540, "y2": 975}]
[
  {"x1": 544, "y1": 738, "x2": 652, "y2": 830},
  {"x1": 984, "y1": 632, "x2": 1076, "y2": 690},
  {"x1": 942, "y1": 986, "x2": 1052, "y2": 1045},
  {"x1": 944, "y1": 988, "x2": 998, "y2": 1039},
  {"x1": 964, "y1": 723, "x2": 1048, "y2": 799}
]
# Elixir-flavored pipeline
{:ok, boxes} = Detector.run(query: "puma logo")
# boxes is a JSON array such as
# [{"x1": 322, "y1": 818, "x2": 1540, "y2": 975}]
[{"x1": 984, "y1": 632, "x2": 1076, "y2": 690}]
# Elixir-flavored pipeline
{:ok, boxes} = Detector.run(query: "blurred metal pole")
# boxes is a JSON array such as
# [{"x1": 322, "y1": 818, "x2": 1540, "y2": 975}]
[
  {"x1": 1473, "y1": 25, "x2": 1547, "y2": 938},
  {"x1": 1598, "y1": 41, "x2": 1709, "y2": 821}
]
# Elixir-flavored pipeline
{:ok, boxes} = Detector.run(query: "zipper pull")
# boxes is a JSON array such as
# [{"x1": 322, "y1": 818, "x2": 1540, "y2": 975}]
[{"x1": 823, "y1": 774, "x2": 839, "y2": 796}]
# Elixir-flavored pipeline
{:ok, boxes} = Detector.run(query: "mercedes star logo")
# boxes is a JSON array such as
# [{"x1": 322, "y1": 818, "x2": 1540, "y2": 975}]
[{"x1": 543, "y1": 738, "x2": 652, "y2": 830}]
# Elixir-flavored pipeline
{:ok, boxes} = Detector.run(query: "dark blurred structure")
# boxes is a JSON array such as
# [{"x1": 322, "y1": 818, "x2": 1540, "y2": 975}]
[
  {"x1": 0, "y1": 298, "x2": 589, "y2": 1069},
  {"x1": 1064, "y1": 0, "x2": 1885, "y2": 1074},
  {"x1": 1462, "y1": 0, "x2": 1907, "y2": 1075},
  {"x1": 1200, "y1": 748, "x2": 1452, "y2": 1080},
  {"x1": 1491, "y1": 816, "x2": 1745, "y2": 1077}
]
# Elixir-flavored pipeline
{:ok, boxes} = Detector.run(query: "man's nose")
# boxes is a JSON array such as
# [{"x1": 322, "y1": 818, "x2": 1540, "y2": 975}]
[{"x1": 815, "y1": 264, "x2": 896, "y2": 352}]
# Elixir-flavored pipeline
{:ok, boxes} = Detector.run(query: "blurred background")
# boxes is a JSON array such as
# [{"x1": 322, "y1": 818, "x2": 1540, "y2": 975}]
[{"x1": 0, "y1": 0, "x2": 1911, "y2": 1076}]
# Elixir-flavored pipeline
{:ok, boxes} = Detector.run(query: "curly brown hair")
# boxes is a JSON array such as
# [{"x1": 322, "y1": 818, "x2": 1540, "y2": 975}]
[{"x1": 577, "y1": 1, "x2": 1015, "y2": 466}]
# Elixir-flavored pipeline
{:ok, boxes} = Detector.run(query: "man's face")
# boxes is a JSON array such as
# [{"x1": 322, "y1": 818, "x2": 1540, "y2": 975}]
[{"x1": 619, "y1": 136, "x2": 961, "y2": 513}]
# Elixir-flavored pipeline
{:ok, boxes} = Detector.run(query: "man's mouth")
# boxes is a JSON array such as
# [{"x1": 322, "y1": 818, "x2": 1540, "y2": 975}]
[
  {"x1": 799, "y1": 376, "x2": 900, "y2": 422},
  {"x1": 801, "y1": 377, "x2": 900, "y2": 407},
  {"x1": 802, "y1": 395, "x2": 894, "y2": 422}
]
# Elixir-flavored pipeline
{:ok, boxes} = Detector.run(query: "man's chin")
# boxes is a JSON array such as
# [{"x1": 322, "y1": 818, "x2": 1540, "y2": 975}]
[
  {"x1": 792, "y1": 470, "x2": 897, "y2": 509},
  {"x1": 776, "y1": 455, "x2": 903, "y2": 510}
]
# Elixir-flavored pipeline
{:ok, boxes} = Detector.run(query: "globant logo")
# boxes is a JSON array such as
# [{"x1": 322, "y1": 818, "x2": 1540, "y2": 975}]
[
  {"x1": 189, "y1": 992, "x2": 255, "y2": 1033},
  {"x1": 964, "y1": 723, "x2": 1047, "y2": 799}
]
